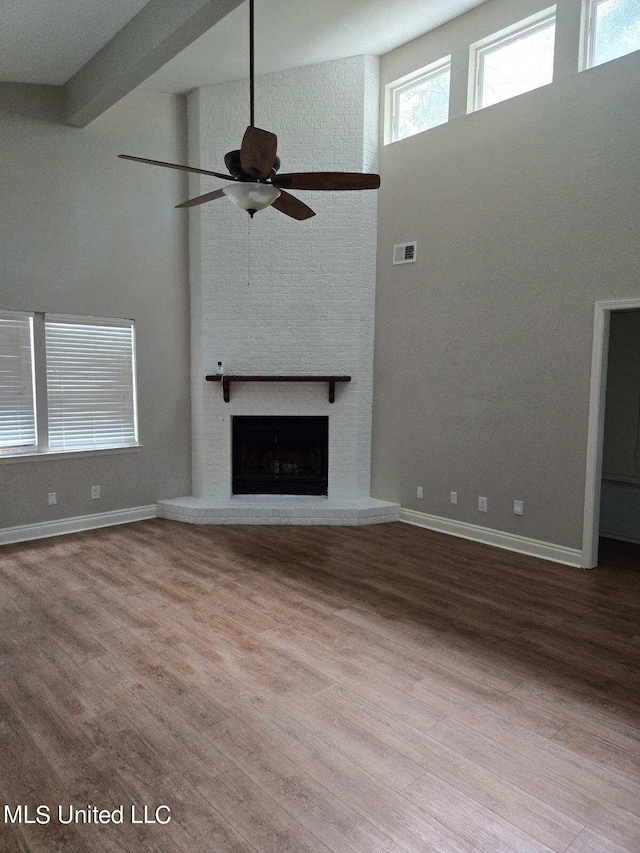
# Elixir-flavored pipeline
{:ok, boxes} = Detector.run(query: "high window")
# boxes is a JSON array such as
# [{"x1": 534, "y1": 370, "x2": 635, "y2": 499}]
[
  {"x1": 0, "y1": 312, "x2": 138, "y2": 457},
  {"x1": 471, "y1": 9, "x2": 557, "y2": 111},
  {"x1": 584, "y1": 0, "x2": 640, "y2": 68},
  {"x1": 387, "y1": 57, "x2": 452, "y2": 143}
]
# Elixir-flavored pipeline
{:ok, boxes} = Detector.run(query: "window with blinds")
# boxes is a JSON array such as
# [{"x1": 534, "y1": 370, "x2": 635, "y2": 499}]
[
  {"x1": 45, "y1": 317, "x2": 138, "y2": 451},
  {"x1": 0, "y1": 312, "x2": 37, "y2": 452}
]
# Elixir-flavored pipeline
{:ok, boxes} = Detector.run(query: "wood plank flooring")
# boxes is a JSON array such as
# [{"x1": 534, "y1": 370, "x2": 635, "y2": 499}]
[{"x1": 0, "y1": 521, "x2": 639, "y2": 852}]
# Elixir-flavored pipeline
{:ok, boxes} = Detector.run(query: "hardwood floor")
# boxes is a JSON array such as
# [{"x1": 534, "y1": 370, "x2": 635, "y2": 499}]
[{"x1": 0, "y1": 521, "x2": 639, "y2": 853}]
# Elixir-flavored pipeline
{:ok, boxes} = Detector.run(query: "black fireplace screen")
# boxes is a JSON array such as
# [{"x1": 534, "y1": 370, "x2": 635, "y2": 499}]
[{"x1": 232, "y1": 416, "x2": 328, "y2": 495}]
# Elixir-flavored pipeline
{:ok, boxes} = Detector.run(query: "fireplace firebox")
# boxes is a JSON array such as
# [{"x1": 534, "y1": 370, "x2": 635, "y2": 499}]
[{"x1": 232, "y1": 416, "x2": 329, "y2": 495}]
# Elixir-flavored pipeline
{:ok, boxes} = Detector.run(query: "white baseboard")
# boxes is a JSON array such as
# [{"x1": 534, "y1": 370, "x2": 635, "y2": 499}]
[
  {"x1": 400, "y1": 508, "x2": 583, "y2": 568},
  {"x1": 0, "y1": 505, "x2": 158, "y2": 546},
  {"x1": 0, "y1": 502, "x2": 585, "y2": 566}
]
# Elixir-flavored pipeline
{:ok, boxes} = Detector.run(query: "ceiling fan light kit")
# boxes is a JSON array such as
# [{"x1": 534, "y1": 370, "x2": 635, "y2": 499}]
[
  {"x1": 223, "y1": 182, "x2": 281, "y2": 217},
  {"x1": 118, "y1": 0, "x2": 380, "y2": 220}
]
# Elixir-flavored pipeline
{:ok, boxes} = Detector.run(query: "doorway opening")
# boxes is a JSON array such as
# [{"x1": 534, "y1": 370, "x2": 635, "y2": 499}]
[
  {"x1": 583, "y1": 298, "x2": 640, "y2": 568},
  {"x1": 599, "y1": 309, "x2": 640, "y2": 547}
]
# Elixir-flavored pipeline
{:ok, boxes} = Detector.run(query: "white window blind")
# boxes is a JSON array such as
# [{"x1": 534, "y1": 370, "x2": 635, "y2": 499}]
[
  {"x1": 0, "y1": 312, "x2": 37, "y2": 452},
  {"x1": 45, "y1": 317, "x2": 137, "y2": 451}
]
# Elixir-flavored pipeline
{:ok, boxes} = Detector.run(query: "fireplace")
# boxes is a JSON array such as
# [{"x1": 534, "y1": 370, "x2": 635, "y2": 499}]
[{"x1": 232, "y1": 416, "x2": 329, "y2": 496}]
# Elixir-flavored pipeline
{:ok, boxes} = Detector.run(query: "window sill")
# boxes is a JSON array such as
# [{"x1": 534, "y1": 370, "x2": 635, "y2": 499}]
[{"x1": 0, "y1": 445, "x2": 143, "y2": 465}]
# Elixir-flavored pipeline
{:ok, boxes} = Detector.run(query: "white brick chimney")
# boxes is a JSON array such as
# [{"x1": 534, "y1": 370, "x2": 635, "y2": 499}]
[{"x1": 159, "y1": 56, "x2": 399, "y2": 525}]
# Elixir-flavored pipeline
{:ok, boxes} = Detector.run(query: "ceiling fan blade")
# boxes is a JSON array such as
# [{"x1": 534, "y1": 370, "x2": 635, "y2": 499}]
[
  {"x1": 272, "y1": 172, "x2": 381, "y2": 191},
  {"x1": 175, "y1": 189, "x2": 227, "y2": 209},
  {"x1": 271, "y1": 191, "x2": 316, "y2": 221},
  {"x1": 240, "y1": 126, "x2": 278, "y2": 178},
  {"x1": 118, "y1": 154, "x2": 232, "y2": 181}
]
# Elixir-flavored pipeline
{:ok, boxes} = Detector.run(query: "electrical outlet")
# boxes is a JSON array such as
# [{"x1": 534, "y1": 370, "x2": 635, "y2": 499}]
[
  {"x1": 91, "y1": 485, "x2": 101, "y2": 500},
  {"x1": 416, "y1": 486, "x2": 424, "y2": 499},
  {"x1": 48, "y1": 492, "x2": 57, "y2": 505},
  {"x1": 514, "y1": 500, "x2": 524, "y2": 516},
  {"x1": 450, "y1": 491, "x2": 458, "y2": 505},
  {"x1": 478, "y1": 496, "x2": 487, "y2": 513}
]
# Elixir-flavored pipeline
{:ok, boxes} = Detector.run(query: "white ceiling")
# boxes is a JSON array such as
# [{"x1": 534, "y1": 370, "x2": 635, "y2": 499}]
[
  {"x1": 0, "y1": 0, "x2": 150, "y2": 85},
  {"x1": 141, "y1": 0, "x2": 489, "y2": 94},
  {"x1": 0, "y1": 0, "x2": 489, "y2": 91}
]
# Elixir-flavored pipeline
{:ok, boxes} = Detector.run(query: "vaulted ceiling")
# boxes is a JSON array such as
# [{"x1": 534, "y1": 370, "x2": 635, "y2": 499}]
[
  {"x1": 3, "y1": 0, "x2": 489, "y2": 92},
  {"x1": 140, "y1": 0, "x2": 490, "y2": 94},
  {"x1": 1, "y1": 0, "x2": 150, "y2": 84}
]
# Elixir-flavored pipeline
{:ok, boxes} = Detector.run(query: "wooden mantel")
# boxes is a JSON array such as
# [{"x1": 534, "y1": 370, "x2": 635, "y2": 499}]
[{"x1": 205, "y1": 374, "x2": 352, "y2": 403}]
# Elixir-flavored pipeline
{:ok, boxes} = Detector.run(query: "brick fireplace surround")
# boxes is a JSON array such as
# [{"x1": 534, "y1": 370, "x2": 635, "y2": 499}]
[{"x1": 158, "y1": 56, "x2": 399, "y2": 526}]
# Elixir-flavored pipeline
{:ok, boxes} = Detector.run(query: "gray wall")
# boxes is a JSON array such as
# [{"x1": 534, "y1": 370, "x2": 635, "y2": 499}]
[
  {"x1": 371, "y1": 0, "x2": 640, "y2": 549},
  {"x1": 0, "y1": 90, "x2": 191, "y2": 529}
]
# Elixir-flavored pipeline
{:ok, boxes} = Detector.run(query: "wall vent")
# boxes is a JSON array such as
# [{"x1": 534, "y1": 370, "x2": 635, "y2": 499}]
[{"x1": 393, "y1": 241, "x2": 417, "y2": 265}]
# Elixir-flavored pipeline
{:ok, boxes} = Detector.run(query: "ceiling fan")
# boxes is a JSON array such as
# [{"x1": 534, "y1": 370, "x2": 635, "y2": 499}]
[{"x1": 118, "y1": 0, "x2": 380, "y2": 220}]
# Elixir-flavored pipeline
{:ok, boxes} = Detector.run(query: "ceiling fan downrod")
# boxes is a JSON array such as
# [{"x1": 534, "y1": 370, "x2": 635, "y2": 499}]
[{"x1": 249, "y1": 0, "x2": 255, "y2": 128}]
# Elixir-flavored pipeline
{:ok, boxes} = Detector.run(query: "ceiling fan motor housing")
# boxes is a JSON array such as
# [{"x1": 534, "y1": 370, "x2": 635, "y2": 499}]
[{"x1": 225, "y1": 149, "x2": 281, "y2": 181}]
